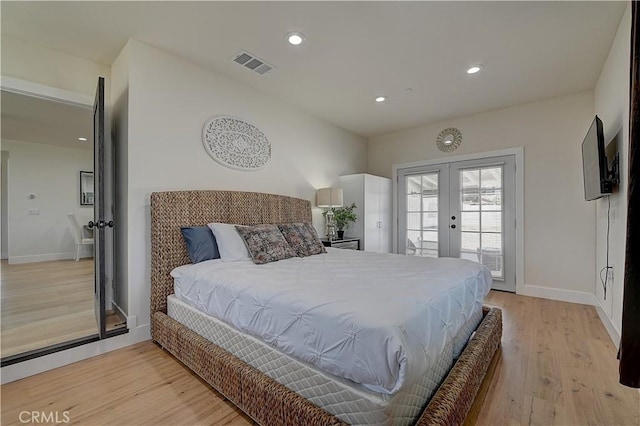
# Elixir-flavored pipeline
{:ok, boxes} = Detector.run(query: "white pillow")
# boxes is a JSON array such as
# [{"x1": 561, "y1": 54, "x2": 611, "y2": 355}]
[{"x1": 207, "y1": 223, "x2": 251, "y2": 262}]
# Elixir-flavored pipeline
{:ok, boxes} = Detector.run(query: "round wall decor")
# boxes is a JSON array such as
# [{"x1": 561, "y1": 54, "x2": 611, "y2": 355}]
[
  {"x1": 202, "y1": 116, "x2": 271, "y2": 171},
  {"x1": 436, "y1": 128, "x2": 462, "y2": 152}
]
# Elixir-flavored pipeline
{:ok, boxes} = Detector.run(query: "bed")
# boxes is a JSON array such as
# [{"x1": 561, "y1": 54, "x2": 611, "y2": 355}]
[{"x1": 150, "y1": 190, "x2": 502, "y2": 426}]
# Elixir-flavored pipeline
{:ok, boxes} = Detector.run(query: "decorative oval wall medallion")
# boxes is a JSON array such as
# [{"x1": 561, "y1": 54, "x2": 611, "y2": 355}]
[
  {"x1": 202, "y1": 116, "x2": 271, "y2": 171},
  {"x1": 436, "y1": 128, "x2": 462, "y2": 152}
]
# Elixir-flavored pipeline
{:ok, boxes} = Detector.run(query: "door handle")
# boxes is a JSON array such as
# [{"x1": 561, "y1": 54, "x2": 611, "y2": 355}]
[{"x1": 90, "y1": 220, "x2": 115, "y2": 229}]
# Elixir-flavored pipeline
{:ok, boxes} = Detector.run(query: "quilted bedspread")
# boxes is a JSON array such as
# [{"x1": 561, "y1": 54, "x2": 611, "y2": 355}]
[{"x1": 171, "y1": 248, "x2": 492, "y2": 394}]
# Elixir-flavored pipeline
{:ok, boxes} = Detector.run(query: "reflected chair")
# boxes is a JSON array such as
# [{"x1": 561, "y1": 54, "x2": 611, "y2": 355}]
[
  {"x1": 407, "y1": 239, "x2": 417, "y2": 255},
  {"x1": 476, "y1": 248, "x2": 503, "y2": 275},
  {"x1": 66, "y1": 213, "x2": 94, "y2": 262}
]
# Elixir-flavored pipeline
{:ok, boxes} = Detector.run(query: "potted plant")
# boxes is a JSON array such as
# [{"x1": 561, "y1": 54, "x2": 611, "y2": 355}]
[{"x1": 331, "y1": 202, "x2": 357, "y2": 239}]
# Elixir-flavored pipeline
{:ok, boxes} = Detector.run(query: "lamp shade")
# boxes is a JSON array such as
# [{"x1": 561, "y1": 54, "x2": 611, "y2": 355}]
[{"x1": 316, "y1": 188, "x2": 343, "y2": 208}]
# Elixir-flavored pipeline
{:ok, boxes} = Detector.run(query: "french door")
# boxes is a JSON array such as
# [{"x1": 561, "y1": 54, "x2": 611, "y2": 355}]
[
  {"x1": 91, "y1": 76, "x2": 107, "y2": 337},
  {"x1": 398, "y1": 155, "x2": 516, "y2": 292},
  {"x1": 90, "y1": 76, "x2": 117, "y2": 338}
]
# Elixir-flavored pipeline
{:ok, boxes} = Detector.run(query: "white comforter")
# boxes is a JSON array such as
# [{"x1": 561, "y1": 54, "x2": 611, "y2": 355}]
[{"x1": 171, "y1": 248, "x2": 492, "y2": 394}]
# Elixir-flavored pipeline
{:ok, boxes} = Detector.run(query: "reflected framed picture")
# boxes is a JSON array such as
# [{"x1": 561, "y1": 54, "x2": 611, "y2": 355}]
[{"x1": 80, "y1": 171, "x2": 94, "y2": 206}]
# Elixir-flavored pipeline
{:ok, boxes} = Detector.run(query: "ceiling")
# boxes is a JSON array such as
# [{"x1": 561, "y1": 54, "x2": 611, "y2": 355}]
[
  {"x1": 0, "y1": 1, "x2": 627, "y2": 137},
  {"x1": 1, "y1": 91, "x2": 92, "y2": 150}
]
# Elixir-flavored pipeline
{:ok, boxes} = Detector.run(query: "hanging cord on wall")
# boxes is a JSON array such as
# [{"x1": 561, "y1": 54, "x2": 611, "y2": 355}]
[{"x1": 599, "y1": 195, "x2": 613, "y2": 300}]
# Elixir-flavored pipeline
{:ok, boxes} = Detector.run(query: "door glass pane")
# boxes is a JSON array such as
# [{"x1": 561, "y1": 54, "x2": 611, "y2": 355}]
[
  {"x1": 459, "y1": 165, "x2": 504, "y2": 279},
  {"x1": 481, "y1": 233, "x2": 502, "y2": 251},
  {"x1": 477, "y1": 251, "x2": 503, "y2": 276},
  {"x1": 422, "y1": 212, "x2": 438, "y2": 231},
  {"x1": 461, "y1": 211, "x2": 480, "y2": 231},
  {"x1": 461, "y1": 169, "x2": 480, "y2": 190},
  {"x1": 407, "y1": 193, "x2": 421, "y2": 211},
  {"x1": 407, "y1": 212, "x2": 421, "y2": 230},
  {"x1": 422, "y1": 196, "x2": 438, "y2": 211},
  {"x1": 462, "y1": 192, "x2": 480, "y2": 211},
  {"x1": 407, "y1": 176, "x2": 422, "y2": 194},
  {"x1": 421, "y1": 174, "x2": 438, "y2": 195},
  {"x1": 481, "y1": 193, "x2": 502, "y2": 209},
  {"x1": 478, "y1": 251, "x2": 503, "y2": 277},
  {"x1": 480, "y1": 233, "x2": 503, "y2": 278},
  {"x1": 461, "y1": 232, "x2": 480, "y2": 251},
  {"x1": 405, "y1": 173, "x2": 438, "y2": 258},
  {"x1": 461, "y1": 169, "x2": 480, "y2": 211},
  {"x1": 481, "y1": 211, "x2": 501, "y2": 232},
  {"x1": 481, "y1": 167, "x2": 502, "y2": 189},
  {"x1": 421, "y1": 231, "x2": 438, "y2": 251}
]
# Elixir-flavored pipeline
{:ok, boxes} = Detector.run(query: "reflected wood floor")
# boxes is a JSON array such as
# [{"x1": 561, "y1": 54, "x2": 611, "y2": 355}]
[
  {"x1": 2, "y1": 291, "x2": 639, "y2": 425},
  {"x1": 1, "y1": 259, "x2": 97, "y2": 357}
]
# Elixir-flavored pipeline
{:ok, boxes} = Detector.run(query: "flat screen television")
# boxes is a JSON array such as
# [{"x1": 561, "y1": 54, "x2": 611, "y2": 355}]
[{"x1": 582, "y1": 115, "x2": 613, "y2": 201}]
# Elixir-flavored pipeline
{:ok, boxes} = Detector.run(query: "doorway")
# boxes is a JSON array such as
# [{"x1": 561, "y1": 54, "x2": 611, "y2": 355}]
[
  {"x1": 397, "y1": 154, "x2": 517, "y2": 292},
  {"x1": 0, "y1": 79, "x2": 126, "y2": 363}
]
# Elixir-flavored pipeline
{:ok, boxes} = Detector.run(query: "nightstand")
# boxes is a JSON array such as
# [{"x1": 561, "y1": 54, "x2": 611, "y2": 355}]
[{"x1": 321, "y1": 238, "x2": 360, "y2": 250}]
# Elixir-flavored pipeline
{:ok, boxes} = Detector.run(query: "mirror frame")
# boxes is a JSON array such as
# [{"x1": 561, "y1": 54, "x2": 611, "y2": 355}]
[{"x1": 80, "y1": 171, "x2": 94, "y2": 206}]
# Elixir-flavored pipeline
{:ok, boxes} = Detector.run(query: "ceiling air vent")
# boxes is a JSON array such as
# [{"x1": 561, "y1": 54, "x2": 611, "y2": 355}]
[{"x1": 232, "y1": 51, "x2": 274, "y2": 75}]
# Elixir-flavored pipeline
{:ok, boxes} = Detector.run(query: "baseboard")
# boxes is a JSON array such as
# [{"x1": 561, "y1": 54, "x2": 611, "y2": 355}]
[
  {"x1": 8, "y1": 252, "x2": 91, "y2": 264},
  {"x1": 518, "y1": 284, "x2": 598, "y2": 306},
  {"x1": 0, "y1": 323, "x2": 151, "y2": 384},
  {"x1": 595, "y1": 304, "x2": 621, "y2": 348}
]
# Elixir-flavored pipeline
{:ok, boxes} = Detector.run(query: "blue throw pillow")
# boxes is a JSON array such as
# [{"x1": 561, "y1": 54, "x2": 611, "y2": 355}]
[{"x1": 180, "y1": 226, "x2": 220, "y2": 264}]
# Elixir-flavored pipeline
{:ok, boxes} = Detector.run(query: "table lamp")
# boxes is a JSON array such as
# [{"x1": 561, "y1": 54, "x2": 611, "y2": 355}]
[{"x1": 316, "y1": 188, "x2": 343, "y2": 240}]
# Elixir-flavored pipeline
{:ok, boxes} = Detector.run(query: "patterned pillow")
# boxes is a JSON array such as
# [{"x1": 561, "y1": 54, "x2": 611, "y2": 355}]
[
  {"x1": 278, "y1": 222, "x2": 327, "y2": 257},
  {"x1": 235, "y1": 224, "x2": 297, "y2": 264}
]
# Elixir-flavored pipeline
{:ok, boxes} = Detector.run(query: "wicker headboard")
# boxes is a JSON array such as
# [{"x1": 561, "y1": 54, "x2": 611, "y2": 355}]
[{"x1": 150, "y1": 190, "x2": 312, "y2": 319}]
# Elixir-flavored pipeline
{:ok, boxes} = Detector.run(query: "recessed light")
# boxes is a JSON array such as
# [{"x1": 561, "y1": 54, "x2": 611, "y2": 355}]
[
  {"x1": 466, "y1": 65, "x2": 484, "y2": 74},
  {"x1": 375, "y1": 96, "x2": 387, "y2": 103},
  {"x1": 78, "y1": 137, "x2": 87, "y2": 141},
  {"x1": 286, "y1": 32, "x2": 305, "y2": 46}
]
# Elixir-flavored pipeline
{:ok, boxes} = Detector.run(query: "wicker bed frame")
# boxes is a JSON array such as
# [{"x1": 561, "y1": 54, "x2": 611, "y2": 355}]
[{"x1": 150, "y1": 190, "x2": 502, "y2": 426}]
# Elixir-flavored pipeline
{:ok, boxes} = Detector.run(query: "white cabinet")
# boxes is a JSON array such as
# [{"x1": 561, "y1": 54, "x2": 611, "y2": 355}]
[{"x1": 338, "y1": 173, "x2": 392, "y2": 253}]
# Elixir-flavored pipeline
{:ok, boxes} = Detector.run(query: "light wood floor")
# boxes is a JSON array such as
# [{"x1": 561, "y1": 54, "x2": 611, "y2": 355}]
[
  {"x1": 1, "y1": 291, "x2": 639, "y2": 425},
  {"x1": 479, "y1": 291, "x2": 639, "y2": 425},
  {"x1": 1, "y1": 259, "x2": 102, "y2": 357}
]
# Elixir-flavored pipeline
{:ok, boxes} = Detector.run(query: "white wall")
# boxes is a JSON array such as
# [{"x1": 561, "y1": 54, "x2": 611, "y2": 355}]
[
  {"x1": 593, "y1": 3, "x2": 630, "y2": 345},
  {"x1": 3, "y1": 139, "x2": 93, "y2": 263},
  {"x1": 120, "y1": 40, "x2": 367, "y2": 333},
  {"x1": 369, "y1": 91, "x2": 596, "y2": 302}
]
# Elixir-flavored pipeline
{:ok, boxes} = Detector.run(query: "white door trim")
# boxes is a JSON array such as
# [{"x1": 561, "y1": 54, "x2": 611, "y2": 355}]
[
  {"x1": 392, "y1": 147, "x2": 525, "y2": 294},
  {"x1": 1, "y1": 75, "x2": 93, "y2": 108}
]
